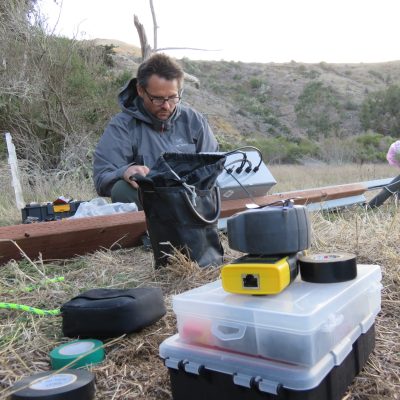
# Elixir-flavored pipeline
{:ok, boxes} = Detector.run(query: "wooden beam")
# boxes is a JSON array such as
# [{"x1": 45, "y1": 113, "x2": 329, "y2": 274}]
[
  {"x1": 219, "y1": 183, "x2": 367, "y2": 218},
  {"x1": 0, "y1": 183, "x2": 367, "y2": 266},
  {"x1": 0, "y1": 212, "x2": 147, "y2": 265}
]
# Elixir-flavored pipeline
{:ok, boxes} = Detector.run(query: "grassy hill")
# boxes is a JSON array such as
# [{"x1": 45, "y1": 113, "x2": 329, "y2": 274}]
[
  {"x1": 100, "y1": 38, "x2": 400, "y2": 163},
  {"x1": 182, "y1": 59, "x2": 400, "y2": 138},
  {"x1": 1, "y1": 31, "x2": 398, "y2": 172}
]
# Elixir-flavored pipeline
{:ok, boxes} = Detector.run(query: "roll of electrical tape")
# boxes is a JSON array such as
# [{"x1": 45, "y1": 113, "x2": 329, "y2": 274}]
[
  {"x1": 299, "y1": 253, "x2": 357, "y2": 283},
  {"x1": 10, "y1": 369, "x2": 95, "y2": 400},
  {"x1": 50, "y1": 339, "x2": 104, "y2": 370}
]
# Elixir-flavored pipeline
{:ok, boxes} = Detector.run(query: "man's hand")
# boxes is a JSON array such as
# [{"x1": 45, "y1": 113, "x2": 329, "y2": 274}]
[{"x1": 123, "y1": 165, "x2": 150, "y2": 189}]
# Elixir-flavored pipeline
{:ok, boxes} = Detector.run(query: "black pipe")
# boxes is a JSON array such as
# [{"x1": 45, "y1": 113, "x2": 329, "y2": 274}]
[{"x1": 368, "y1": 174, "x2": 400, "y2": 207}]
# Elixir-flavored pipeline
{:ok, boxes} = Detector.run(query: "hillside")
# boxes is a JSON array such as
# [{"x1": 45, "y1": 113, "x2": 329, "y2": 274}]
[
  {"x1": 2, "y1": 29, "x2": 397, "y2": 171},
  {"x1": 182, "y1": 59, "x2": 400, "y2": 137},
  {"x1": 100, "y1": 38, "x2": 400, "y2": 162}
]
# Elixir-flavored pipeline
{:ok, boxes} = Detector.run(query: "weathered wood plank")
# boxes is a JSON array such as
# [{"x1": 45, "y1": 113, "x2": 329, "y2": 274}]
[
  {"x1": 0, "y1": 183, "x2": 367, "y2": 265},
  {"x1": 0, "y1": 212, "x2": 147, "y2": 265},
  {"x1": 219, "y1": 183, "x2": 367, "y2": 217}
]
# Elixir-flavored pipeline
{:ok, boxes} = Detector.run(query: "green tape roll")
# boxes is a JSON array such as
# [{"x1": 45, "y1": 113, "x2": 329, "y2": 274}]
[{"x1": 50, "y1": 339, "x2": 105, "y2": 370}]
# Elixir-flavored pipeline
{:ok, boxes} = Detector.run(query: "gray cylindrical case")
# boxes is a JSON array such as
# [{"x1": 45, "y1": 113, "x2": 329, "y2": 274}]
[{"x1": 227, "y1": 205, "x2": 311, "y2": 255}]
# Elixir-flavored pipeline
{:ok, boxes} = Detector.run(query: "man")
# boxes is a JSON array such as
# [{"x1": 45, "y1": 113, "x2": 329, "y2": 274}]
[{"x1": 93, "y1": 53, "x2": 219, "y2": 209}]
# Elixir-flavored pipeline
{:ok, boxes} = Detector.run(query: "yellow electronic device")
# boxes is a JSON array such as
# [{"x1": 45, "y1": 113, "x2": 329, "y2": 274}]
[{"x1": 221, "y1": 254, "x2": 299, "y2": 295}]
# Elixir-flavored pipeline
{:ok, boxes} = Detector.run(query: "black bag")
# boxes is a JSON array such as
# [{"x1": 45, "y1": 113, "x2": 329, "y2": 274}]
[
  {"x1": 135, "y1": 152, "x2": 226, "y2": 268},
  {"x1": 61, "y1": 288, "x2": 166, "y2": 339}
]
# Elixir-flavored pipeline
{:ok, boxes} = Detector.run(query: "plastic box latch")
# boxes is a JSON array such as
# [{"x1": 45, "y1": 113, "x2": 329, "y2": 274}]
[
  {"x1": 360, "y1": 313, "x2": 376, "y2": 333},
  {"x1": 164, "y1": 357, "x2": 180, "y2": 370},
  {"x1": 257, "y1": 377, "x2": 280, "y2": 395},
  {"x1": 233, "y1": 373, "x2": 253, "y2": 388},
  {"x1": 183, "y1": 361, "x2": 202, "y2": 375},
  {"x1": 331, "y1": 336, "x2": 352, "y2": 365}
]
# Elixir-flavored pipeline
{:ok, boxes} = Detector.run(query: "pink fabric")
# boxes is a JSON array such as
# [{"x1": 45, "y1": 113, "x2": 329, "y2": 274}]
[{"x1": 386, "y1": 140, "x2": 400, "y2": 168}]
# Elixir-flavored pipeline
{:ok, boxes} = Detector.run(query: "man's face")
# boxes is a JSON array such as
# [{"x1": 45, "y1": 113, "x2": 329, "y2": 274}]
[{"x1": 137, "y1": 74, "x2": 180, "y2": 121}]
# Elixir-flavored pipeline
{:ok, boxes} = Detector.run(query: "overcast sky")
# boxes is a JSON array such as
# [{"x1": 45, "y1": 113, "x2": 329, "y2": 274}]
[{"x1": 39, "y1": 0, "x2": 400, "y2": 64}]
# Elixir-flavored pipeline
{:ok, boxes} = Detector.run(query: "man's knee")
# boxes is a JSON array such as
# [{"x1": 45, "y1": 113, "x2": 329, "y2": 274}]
[{"x1": 111, "y1": 180, "x2": 142, "y2": 210}]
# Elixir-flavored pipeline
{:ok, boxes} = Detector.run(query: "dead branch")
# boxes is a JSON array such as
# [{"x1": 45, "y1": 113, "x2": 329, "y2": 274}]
[
  {"x1": 134, "y1": 14, "x2": 152, "y2": 61},
  {"x1": 149, "y1": 0, "x2": 158, "y2": 51},
  {"x1": 156, "y1": 47, "x2": 221, "y2": 52},
  {"x1": 134, "y1": 6, "x2": 202, "y2": 87}
]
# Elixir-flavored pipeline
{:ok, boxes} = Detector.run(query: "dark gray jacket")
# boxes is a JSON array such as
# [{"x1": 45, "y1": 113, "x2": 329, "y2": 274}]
[{"x1": 93, "y1": 78, "x2": 219, "y2": 196}]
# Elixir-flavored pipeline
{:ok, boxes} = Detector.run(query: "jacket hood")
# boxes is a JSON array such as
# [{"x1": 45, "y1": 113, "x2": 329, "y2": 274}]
[{"x1": 118, "y1": 77, "x2": 180, "y2": 132}]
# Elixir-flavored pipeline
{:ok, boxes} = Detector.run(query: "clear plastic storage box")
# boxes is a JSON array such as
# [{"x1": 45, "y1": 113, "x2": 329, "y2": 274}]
[
  {"x1": 173, "y1": 264, "x2": 381, "y2": 366},
  {"x1": 160, "y1": 322, "x2": 375, "y2": 399}
]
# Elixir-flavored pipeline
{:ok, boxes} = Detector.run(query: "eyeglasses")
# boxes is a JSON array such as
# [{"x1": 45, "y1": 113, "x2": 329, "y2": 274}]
[{"x1": 143, "y1": 88, "x2": 182, "y2": 106}]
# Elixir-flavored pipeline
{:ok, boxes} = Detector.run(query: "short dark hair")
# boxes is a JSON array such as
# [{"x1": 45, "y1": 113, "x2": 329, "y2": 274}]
[{"x1": 137, "y1": 53, "x2": 184, "y2": 89}]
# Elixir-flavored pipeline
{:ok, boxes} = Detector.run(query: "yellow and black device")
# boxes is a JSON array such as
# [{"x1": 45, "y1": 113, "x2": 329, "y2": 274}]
[{"x1": 221, "y1": 253, "x2": 299, "y2": 295}]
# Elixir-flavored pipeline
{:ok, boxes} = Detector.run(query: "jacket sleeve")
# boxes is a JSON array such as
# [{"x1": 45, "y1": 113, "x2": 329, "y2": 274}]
[
  {"x1": 195, "y1": 114, "x2": 219, "y2": 152},
  {"x1": 93, "y1": 116, "x2": 136, "y2": 197}
]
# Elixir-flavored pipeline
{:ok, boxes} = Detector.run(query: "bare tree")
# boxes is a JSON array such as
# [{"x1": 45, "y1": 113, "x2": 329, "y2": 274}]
[
  {"x1": 149, "y1": 0, "x2": 158, "y2": 51},
  {"x1": 133, "y1": 0, "x2": 221, "y2": 88},
  {"x1": 133, "y1": 14, "x2": 152, "y2": 61}
]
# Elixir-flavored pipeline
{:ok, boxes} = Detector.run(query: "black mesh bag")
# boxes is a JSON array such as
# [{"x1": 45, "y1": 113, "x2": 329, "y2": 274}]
[{"x1": 134, "y1": 152, "x2": 226, "y2": 268}]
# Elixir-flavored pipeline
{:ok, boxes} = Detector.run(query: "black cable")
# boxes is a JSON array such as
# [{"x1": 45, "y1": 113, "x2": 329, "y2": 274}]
[
  {"x1": 220, "y1": 146, "x2": 268, "y2": 205},
  {"x1": 224, "y1": 158, "x2": 253, "y2": 174},
  {"x1": 224, "y1": 158, "x2": 241, "y2": 174},
  {"x1": 224, "y1": 146, "x2": 263, "y2": 172},
  {"x1": 236, "y1": 152, "x2": 247, "y2": 173},
  {"x1": 223, "y1": 151, "x2": 247, "y2": 173},
  {"x1": 223, "y1": 166, "x2": 259, "y2": 205},
  {"x1": 258, "y1": 197, "x2": 302, "y2": 209},
  {"x1": 245, "y1": 160, "x2": 253, "y2": 173}
]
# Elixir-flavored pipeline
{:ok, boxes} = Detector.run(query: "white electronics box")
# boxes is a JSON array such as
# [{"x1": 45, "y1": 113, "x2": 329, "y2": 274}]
[{"x1": 216, "y1": 151, "x2": 277, "y2": 200}]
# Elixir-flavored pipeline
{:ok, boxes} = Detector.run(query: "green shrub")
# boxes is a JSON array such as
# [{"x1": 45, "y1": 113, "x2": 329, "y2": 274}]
[
  {"x1": 295, "y1": 81, "x2": 342, "y2": 139},
  {"x1": 351, "y1": 132, "x2": 396, "y2": 163},
  {"x1": 246, "y1": 136, "x2": 319, "y2": 164},
  {"x1": 0, "y1": 18, "x2": 120, "y2": 171},
  {"x1": 114, "y1": 70, "x2": 133, "y2": 89},
  {"x1": 343, "y1": 100, "x2": 359, "y2": 111},
  {"x1": 66, "y1": 51, "x2": 98, "y2": 99},
  {"x1": 297, "y1": 65, "x2": 320, "y2": 79},
  {"x1": 249, "y1": 77, "x2": 262, "y2": 89},
  {"x1": 99, "y1": 44, "x2": 116, "y2": 67},
  {"x1": 368, "y1": 70, "x2": 385, "y2": 82},
  {"x1": 360, "y1": 85, "x2": 400, "y2": 136},
  {"x1": 181, "y1": 57, "x2": 201, "y2": 76}
]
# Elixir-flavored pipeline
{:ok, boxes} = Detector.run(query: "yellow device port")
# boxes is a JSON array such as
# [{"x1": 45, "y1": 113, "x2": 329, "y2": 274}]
[{"x1": 221, "y1": 254, "x2": 299, "y2": 295}]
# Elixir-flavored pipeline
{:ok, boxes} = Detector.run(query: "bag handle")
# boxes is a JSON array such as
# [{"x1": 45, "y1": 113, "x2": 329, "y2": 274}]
[{"x1": 183, "y1": 186, "x2": 221, "y2": 224}]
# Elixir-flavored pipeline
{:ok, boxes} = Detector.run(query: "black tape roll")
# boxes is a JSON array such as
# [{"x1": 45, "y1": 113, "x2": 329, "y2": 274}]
[
  {"x1": 10, "y1": 369, "x2": 95, "y2": 400},
  {"x1": 299, "y1": 253, "x2": 357, "y2": 283}
]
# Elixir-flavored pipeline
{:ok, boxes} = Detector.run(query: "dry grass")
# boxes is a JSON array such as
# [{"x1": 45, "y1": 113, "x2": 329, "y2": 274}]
[
  {"x1": 0, "y1": 162, "x2": 97, "y2": 226},
  {"x1": 269, "y1": 163, "x2": 398, "y2": 192},
  {"x1": 1, "y1": 161, "x2": 396, "y2": 225},
  {"x1": 0, "y1": 206, "x2": 399, "y2": 399},
  {"x1": 0, "y1": 242, "x2": 240, "y2": 400},
  {"x1": 310, "y1": 205, "x2": 400, "y2": 399},
  {"x1": 0, "y1": 164, "x2": 399, "y2": 399}
]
